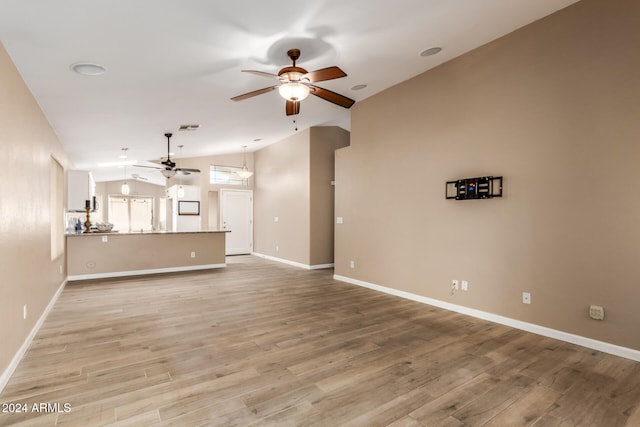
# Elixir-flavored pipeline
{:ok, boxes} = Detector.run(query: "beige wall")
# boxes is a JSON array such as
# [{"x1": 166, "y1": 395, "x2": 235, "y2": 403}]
[
  {"x1": 254, "y1": 127, "x2": 349, "y2": 266},
  {"x1": 0, "y1": 43, "x2": 71, "y2": 377},
  {"x1": 254, "y1": 129, "x2": 311, "y2": 264},
  {"x1": 67, "y1": 232, "x2": 226, "y2": 278},
  {"x1": 310, "y1": 127, "x2": 350, "y2": 265},
  {"x1": 336, "y1": 0, "x2": 640, "y2": 351}
]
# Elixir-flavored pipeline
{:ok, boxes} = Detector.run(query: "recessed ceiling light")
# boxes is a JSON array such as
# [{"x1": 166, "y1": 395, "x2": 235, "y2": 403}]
[
  {"x1": 351, "y1": 84, "x2": 367, "y2": 91},
  {"x1": 70, "y1": 62, "x2": 106, "y2": 76},
  {"x1": 420, "y1": 47, "x2": 442, "y2": 57}
]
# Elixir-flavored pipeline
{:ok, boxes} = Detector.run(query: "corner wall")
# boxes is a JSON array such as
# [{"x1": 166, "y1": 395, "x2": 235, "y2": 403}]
[
  {"x1": 0, "y1": 43, "x2": 71, "y2": 387},
  {"x1": 310, "y1": 127, "x2": 350, "y2": 265},
  {"x1": 335, "y1": 0, "x2": 640, "y2": 351},
  {"x1": 254, "y1": 129, "x2": 311, "y2": 265}
]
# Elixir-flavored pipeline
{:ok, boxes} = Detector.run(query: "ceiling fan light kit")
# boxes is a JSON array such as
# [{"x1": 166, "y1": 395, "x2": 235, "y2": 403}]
[
  {"x1": 278, "y1": 82, "x2": 310, "y2": 101},
  {"x1": 161, "y1": 169, "x2": 177, "y2": 178}
]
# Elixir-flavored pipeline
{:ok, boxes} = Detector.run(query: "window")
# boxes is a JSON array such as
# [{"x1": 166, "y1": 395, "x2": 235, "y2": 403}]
[
  {"x1": 108, "y1": 195, "x2": 154, "y2": 232},
  {"x1": 210, "y1": 165, "x2": 249, "y2": 186},
  {"x1": 50, "y1": 157, "x2": 64, "y2": 260}
]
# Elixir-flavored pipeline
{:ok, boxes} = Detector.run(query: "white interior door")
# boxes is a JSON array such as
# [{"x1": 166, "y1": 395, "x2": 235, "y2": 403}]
[{"x1": 220, "y1": 189, "x2": 253, "y2": 255}]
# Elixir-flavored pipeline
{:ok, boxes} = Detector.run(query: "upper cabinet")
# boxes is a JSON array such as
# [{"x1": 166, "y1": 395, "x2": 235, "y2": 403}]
[{"x1": 67, "y1": 170, "x2": 95, "y2": 212}]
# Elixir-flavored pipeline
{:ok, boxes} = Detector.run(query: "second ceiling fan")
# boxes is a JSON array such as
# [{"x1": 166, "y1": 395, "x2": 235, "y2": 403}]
[
  {"x1": 231, "y1": 48, "x2": 355, "y2": 116},
  {"x1": 134, "y1": 133, "x2": 200, "y2": 178}
]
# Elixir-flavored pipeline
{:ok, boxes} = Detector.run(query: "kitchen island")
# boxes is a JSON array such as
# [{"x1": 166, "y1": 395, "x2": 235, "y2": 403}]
[{"x1": 66, "y1": 230, "x2": 227, "y2": 281}]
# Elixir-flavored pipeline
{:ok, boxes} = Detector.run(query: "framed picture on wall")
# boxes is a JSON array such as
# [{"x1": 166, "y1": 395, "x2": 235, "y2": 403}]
[{"x1": 178, "y1": 200, "x2": 200, "y2": 215}]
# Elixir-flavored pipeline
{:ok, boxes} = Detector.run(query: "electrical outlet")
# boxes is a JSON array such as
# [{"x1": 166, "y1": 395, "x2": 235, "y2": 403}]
[
  {"x1": 191, "y1": 251, "x2": 196, "y2": 258},
  {"x1": 274, "y1": 216, "x2": 279, "y2": 223},
  {"x1": 452, "y1": 280, "x2": 459, "y2": 290},
  {"x1": 461, "y1": 280, "x2": 468, "y2": 291},
  {"x1": 589, "y1": 305, "x2": 605, "y2": 320},
  {"x1": 522, "y1": 292, "x2": 531, "y2": 304}
]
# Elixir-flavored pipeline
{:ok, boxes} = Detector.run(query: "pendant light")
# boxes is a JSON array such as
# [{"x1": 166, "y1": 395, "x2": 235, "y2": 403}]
[
  {"x1": 177, "y1": 145, "x2": 185, "y2": 198},
  {"x1": 120, "y1": 148, "x2": 130, "y2": 195},
  {"x1": 237, "y1": 146, "x2": 253, "y2": 179}
]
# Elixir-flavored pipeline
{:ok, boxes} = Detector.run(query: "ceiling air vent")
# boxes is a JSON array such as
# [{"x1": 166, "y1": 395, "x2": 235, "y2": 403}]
[{"x1": 179, "y1": 124, "x2": 200, "y2": 131}]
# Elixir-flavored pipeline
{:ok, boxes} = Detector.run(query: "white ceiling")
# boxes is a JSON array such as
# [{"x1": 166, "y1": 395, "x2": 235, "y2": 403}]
[{"x1": 0, "y1": 0, "x2": 579, "y2": 183}]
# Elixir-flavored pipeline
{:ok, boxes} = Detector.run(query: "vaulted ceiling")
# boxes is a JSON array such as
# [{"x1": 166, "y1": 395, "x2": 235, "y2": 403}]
[{"x1": 0, "y1": 0, "x2": 579, "y2": 182}]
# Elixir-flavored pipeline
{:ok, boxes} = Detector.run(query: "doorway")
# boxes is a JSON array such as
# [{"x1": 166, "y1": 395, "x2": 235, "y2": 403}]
[{"x1": 220, "y1": 189, "x2": 253, "y2": 255}]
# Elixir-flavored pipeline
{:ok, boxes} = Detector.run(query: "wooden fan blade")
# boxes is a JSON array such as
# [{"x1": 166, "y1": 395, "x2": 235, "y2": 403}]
[
  {"x1": 133, "y1": 164, "x2": 162, "y2": 170},
  {"x1": 231, "y1": 86, "x2": 277, "y2": 101},
  {"x1": 176, "y1": 168, "x2": 200, "y2": 174},
  {"x1": 241, "y1": 70, "x2": 279, "y2": 79},
  {"x1": 286, "y1": 100, "x2": 300, "y2": 116},
  {"x1": 309, "y1": 85, "x2": 355, "y2": 109},
  {"x1": 303, "y1": 66, "x2": 347, "y2": 82}
]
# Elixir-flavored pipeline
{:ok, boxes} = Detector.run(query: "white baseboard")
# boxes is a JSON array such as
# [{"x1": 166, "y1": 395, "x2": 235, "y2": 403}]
[
  {"x1": 67, "y1": 263, "x2": 226, "y2": 281},
  {"x1": 252, "y1": 253, "x2": 334, "y2": 270},
  {"x1": 334, "y1": 274, "x2": 640, "y2": 363},
  {"x1": 310, "y1": 263, "x2": 335, "y2": 270},
  {"x1": 0, "y1": 279, "x2": 67, "y2": 394}
]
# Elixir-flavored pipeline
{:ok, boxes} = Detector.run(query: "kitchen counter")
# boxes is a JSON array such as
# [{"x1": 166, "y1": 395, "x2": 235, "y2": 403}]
[
  {"x1": 66, "y1": 230, "x2": 227, "y2": 281},
  {"x1": 66, "y1": 229, "x2": 227, "y2": 236}
]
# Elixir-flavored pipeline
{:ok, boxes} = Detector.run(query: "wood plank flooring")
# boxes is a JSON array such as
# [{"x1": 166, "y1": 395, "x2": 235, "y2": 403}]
[{"x1": 1, "y1": 255, "x2": 639, "y2": 426}]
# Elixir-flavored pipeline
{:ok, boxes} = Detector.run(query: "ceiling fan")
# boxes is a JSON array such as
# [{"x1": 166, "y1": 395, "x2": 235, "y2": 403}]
[
  {"x1": 231, "y1": 48, "x2": 355, "y2": 116},
  {"x1": 134, "y1": 133, "x2": 200, "y2": 178}
]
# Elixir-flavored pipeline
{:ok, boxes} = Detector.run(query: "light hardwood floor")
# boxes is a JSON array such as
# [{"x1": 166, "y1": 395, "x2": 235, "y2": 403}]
[{"x1": 1, "y1": 255, "x2": 639, "y2": 426}]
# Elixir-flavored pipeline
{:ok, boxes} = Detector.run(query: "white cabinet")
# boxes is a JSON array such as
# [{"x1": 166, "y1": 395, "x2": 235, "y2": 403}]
[{"x1": 67, "y1": 170, "x2": 95, "y2": 212}]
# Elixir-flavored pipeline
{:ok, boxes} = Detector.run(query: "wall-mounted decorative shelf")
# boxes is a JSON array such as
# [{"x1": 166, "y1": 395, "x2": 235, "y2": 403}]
[{"x1": 446, "y1": 176, "x2": 503, "y2": 200}]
